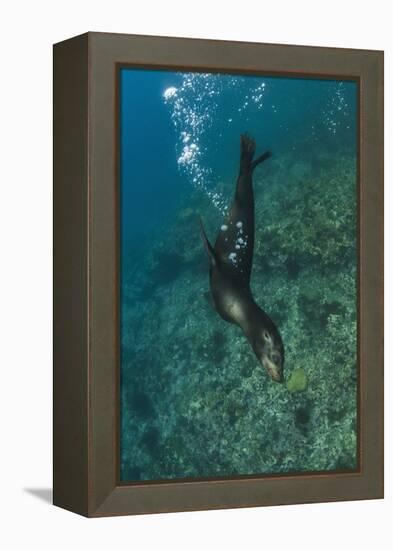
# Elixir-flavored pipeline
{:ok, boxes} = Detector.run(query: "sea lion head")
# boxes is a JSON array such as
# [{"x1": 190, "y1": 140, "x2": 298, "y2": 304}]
[{"x1": 249, "y1": 316, "x2": 284, "y2": 383}]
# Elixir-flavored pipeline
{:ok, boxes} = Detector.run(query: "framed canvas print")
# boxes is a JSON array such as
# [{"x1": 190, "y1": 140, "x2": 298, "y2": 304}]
[{"x1": 53, "y1": 32, "x2": 383, "y2": 517}]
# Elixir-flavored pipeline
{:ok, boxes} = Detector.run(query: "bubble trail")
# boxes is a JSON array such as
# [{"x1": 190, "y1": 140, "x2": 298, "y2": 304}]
[{"x1": 163, "y1": 73, "x2": 268, "y2": 215}]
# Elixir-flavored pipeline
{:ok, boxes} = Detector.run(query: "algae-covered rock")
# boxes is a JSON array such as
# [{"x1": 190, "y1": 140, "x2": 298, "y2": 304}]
[
  {"x1": 286, "y1": 368, "x2": 308, "y2": 393},
  {"x1": 177, "y1": 207, "x2": 194, "y2": 222},
  {"x1": 121, "y1": 146, "x2": 358, "y2": 481}
]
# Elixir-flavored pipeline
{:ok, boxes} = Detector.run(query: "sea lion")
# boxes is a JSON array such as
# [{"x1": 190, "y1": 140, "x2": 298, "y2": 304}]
[{"x1": 200, "y1": 134, "x2": 284, "y2": 382}]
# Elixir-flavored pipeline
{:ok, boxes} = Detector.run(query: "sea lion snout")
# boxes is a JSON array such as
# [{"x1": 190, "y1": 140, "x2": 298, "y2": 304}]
[
  {"x1": 261, "y1": 354, "x2": 284, "y2": 383},
  {"x1": 251, "y1": 327, "x2": 284, "y2": 383}
]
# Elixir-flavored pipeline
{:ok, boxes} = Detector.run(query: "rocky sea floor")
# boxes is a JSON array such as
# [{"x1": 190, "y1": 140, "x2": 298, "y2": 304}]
[{"x1": 120, "y1": 150, "x2": 358, "y2": 482}]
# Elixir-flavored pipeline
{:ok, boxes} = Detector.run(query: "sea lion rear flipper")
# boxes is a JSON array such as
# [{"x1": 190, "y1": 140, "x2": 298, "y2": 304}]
[
  {"x1": 251, "y1": 150, "x2": 272, "y2": 172},
  {"x1": 199, "y1": 217, "x2": 218, "y2": 266},
  {"x1": 240, "y1": 134, "x2": 272, "y2": 173}
]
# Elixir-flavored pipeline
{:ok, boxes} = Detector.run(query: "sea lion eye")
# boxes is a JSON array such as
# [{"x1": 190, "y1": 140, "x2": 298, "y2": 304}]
[{"x1": 263, "y1": 330, "x2": 271, "y2": 342}]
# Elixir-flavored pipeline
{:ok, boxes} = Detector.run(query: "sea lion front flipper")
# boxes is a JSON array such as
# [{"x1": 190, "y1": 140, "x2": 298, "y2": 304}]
[{"x1": 199, "y1": 217, "x2": 218, "y2": 267}]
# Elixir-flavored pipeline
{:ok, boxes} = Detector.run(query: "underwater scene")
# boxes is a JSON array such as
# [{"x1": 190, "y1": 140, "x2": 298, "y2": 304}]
[{"x1": 119, "y1": 68, "x2": 358, "y2": 482}]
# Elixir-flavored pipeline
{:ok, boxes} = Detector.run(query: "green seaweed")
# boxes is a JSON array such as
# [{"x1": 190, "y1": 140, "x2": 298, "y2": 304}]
[{"x1": 286, "y1": 368, "x2": 308, "y2": 393}]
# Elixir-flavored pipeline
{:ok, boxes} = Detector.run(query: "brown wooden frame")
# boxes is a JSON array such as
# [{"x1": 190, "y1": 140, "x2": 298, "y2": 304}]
[{"x1": 53, "y1": 32, "x2": 384, "y2": 517}]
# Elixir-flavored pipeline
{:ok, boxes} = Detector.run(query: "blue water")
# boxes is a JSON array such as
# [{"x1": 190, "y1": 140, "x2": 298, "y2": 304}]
[{"x1": 120, "y1": 68, "x2": 358, "y2": 482}]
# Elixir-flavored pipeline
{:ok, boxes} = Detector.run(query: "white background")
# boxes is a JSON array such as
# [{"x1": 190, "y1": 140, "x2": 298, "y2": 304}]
[{"x1": 0, "y1": 1, "x2": 390, "y2": 548}]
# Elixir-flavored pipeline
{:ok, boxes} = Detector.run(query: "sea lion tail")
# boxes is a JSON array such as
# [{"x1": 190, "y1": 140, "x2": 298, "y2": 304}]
[{"x1": 199, "y1": 216, "x2": 218, "y2": 266}]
